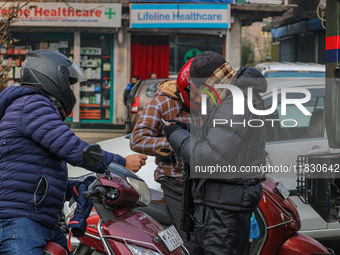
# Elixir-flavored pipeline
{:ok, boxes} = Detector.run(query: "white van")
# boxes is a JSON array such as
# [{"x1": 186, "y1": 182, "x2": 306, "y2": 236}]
[{"x1": 255, "y1": 62, "x2": 325, "y2": 78}]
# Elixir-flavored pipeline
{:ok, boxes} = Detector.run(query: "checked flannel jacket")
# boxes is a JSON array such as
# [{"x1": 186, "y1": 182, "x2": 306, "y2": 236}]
[{"x1": 130, "y1": 80, "x2": 194, "y2": 181}]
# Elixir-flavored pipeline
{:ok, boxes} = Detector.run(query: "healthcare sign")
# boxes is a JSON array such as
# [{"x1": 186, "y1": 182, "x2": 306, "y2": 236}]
[
  {"x1": 130, "y1": 4, "x2": 230, "y2": 29},
  {"x1": 0, "y1": 2, "x2": 121, "y2": 27},
  {"x1": 130, "y1": 0, "x2": 233, "y2": 2}
]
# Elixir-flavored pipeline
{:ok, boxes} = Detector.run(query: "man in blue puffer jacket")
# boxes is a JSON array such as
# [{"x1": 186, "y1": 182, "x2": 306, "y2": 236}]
[{"x1": 0, "y1": 50, "x2": 147, "y2": 255}]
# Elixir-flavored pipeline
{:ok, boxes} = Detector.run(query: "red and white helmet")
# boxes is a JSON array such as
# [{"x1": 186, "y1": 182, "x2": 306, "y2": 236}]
[{"x1": 177, "y1": 58, "x2": 200, "y2": 111}]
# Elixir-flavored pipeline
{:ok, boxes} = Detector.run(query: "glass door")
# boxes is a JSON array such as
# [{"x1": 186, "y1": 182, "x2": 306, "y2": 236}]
[{"x1": 79, "y1": 34, "x2": 113, "y2": 122}]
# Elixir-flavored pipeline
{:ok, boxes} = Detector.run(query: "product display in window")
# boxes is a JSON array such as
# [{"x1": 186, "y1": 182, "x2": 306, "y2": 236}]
[
  {"x1": 0, "y1": 45, "x2": 31, "y2": 87},
  {"x1": 1, "y1": 33, "x2": 113, "y2": 123},
  {"x1": 79, "y1": 34, "x2": 112, "y2": 121},
  {"x1": 1, "y1": 34, "x2": 73, "y2": 87}
]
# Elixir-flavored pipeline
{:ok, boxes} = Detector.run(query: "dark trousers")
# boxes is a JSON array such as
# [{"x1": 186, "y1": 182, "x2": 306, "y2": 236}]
[
  {"x1": 194, "y1": 204, "x2": 252, "y2": 255},
  {"x1": 158, "y1": 176, "x2": 199, "y2": 255}
]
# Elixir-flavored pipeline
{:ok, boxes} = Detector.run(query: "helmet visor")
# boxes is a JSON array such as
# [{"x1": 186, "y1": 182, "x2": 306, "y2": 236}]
[
  {"x1": 185, "y1": 80, "x2": 202, "y2": 105},
  {"x1": 189, "y1": 79, "x2": 212, "y2": 97},
  {"x1": 69, "y1": 62, "x2": 87, "y2": 84},
  {"x1": 189, "y1": 79, "x2": 222, "y2": 107}
]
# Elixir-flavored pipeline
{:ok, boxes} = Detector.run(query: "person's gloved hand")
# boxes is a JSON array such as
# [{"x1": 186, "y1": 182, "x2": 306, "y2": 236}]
[
  {"x1": 67, "y1": 176, "x2": 96, "y2": 238},
  {"x1": 164, "y1": 124, "x2": 182, "y2": 141},
  {"x1": 167, "y1": 119, "x2": 190, "y2": 131},
  {"x1": 67, "y1": 176, "x2": 96, "y2": 201},
  {"x1": 125, "y1": 154, "x2": 147, "y2": 173}
]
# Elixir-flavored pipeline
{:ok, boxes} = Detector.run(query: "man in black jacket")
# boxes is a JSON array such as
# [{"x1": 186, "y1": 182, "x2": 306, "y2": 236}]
[{"x1": 164, "y1": 51, "x2": 267, "y2": 255}]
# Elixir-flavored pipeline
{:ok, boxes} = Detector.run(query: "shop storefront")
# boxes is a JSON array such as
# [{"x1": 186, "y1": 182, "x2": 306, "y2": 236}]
[
  {"x1": 1, "y1": 2, "x2": 121, "y2": 125},
  {"x1": 129, "y1": 2, "x2": 232, "y2": 79},
  {"x1": 270, "y1": 19, "x2": 325, "y2": 64}
]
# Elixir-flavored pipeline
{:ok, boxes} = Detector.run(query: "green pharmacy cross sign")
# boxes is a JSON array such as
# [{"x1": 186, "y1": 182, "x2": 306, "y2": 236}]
[
  {"x1": 105, "y1": 8, "x2": 116, "y2": 19},
  {"x1": 184, "y1": 49, "x2": 201, "y2": 62}
]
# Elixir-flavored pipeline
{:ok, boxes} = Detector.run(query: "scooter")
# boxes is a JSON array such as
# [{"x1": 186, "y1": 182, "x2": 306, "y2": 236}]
[
  {"x1": 138, "y1": 178, "x2": 332, "y2": 255},
  {"x1": 249, "y1": 178, "x2": 332, "y2": 255},
  {"x1": 71, "y1": 144, "x2": 186, "y2": 255},
  {"x1": 70, "y1": 176, "x2": 331, "y2": 254},
  {"x1": 67, "y1": 144, "x2": 330, "y2": 254}
]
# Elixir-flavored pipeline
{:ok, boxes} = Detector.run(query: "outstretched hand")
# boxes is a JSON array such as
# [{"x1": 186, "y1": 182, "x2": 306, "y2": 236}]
[
  {"x1": 166, "y1": 119, "x2": 190, "y2": 130},
  {"x1": 125, "y1": 154, "x2": 147, "y2": 172}
]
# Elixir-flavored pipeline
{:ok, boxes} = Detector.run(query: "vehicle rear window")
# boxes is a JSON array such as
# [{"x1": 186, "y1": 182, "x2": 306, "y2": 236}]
[
  {"x1": 265, "y1": 71, "x2": 325, "y2": 78},
  {"x1": 265, "y1": 93, "x2": 325, "y2": 142},
  {"x1": 146, "y1": 82, "x2": 159, "y2": 98}
]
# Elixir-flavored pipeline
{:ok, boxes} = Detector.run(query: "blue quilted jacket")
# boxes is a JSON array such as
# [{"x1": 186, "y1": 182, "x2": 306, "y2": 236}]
[{"x1": 0, "y1": 86, "x2": 126, "y2": 229}]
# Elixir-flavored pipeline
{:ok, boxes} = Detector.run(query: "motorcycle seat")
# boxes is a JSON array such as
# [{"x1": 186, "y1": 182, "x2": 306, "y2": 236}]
[
  {"x1": 135, "y1": 189, "x2": 174, "y2": 226},
  {"x1": 44, "y1": 242, "x2": 68, "y2": 255}
]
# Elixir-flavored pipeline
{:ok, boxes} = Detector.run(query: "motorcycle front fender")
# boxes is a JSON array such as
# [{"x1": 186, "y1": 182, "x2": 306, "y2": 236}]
[{"x1": 277, "y1": 233, "x2": 329, "y2": 255}]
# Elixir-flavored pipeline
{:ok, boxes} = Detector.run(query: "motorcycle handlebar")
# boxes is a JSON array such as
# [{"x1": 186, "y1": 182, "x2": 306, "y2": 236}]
[
  {"x1": 107, "y1": 189, "x2": 119, "y2": 200},
  {"x1": 83, "y1": 186, "x2": 106, "y2": 199}
]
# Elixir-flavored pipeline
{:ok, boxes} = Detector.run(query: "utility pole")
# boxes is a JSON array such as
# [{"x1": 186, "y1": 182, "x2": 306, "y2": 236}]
[{"x1": 325, "y1": 0, "x2": 340, "y2": 148}]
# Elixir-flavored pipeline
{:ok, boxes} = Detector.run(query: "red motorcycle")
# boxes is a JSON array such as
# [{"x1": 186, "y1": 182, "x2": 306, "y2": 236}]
[
  {"x1": 66, "y1": 144, "x2": 331, "y2": 255},
  {"x1": 249, "y1": 178, "x2": 332, "y2": 255},
  {"x1": 70, "y1": 144, "x2": 186, "y2": 255},
  {"x1": 138, "y1": 178, "x2": 332, "y2": 255}
]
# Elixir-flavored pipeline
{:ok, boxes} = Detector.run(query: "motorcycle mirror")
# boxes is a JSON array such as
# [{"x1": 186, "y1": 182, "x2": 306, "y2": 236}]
[{"x1": 83, "y1": 144, "x2": 104, "y2": 166}]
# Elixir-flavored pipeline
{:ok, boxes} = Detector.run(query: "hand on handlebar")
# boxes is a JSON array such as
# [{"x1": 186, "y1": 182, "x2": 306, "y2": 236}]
[{"x1": 125, "y1": 154, "x2": 147, "y2": 173}]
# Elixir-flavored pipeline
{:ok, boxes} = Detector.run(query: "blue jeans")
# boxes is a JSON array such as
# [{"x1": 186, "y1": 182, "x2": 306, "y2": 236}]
[{"x1": 0, "y1": 218, "x2": 70, "y2": 255}]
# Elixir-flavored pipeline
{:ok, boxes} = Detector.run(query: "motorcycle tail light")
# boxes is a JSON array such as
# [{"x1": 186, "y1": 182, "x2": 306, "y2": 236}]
[{"x1": 131, "y1": 97, "x2": 139, "y2": 113}]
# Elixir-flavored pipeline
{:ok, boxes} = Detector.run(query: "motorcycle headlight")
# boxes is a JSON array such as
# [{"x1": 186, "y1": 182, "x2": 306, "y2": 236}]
[
  {"x1": 126, "y1": 177, "x2": 151, "y2": 207},
  {"x1": 126, "y1": 244, "x2": 161, "y2": 255}
]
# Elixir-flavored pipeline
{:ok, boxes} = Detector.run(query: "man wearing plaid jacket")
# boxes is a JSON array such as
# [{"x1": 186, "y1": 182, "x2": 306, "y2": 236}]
[{"x1": 130, "y1": 79, "x2": 199, "y2": 254}]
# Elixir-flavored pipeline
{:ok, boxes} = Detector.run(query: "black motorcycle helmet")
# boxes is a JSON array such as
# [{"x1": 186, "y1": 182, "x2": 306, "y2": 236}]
[{"x1": 21, "y1": 50, "x2": 86, "y2": 116}]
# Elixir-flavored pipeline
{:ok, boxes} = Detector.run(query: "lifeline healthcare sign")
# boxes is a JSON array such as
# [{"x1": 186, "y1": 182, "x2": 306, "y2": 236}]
[
  {"x1": 0, "y1": 2, "x2": 121, "y2": 27},
  {"x1": 130, "y1": 4, "x2": 230, "y2": 29}
]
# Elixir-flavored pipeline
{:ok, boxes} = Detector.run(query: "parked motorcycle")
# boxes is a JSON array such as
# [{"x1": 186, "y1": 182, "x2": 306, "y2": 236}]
[
  {"x1": 70, "y1": 144, "x2": 186, "y2": 255},
  {"x1": 139, "y1": 178, "x2": 332, "y2": 255},
  {"x1": 65, "y1": 144, "x2": 331, "y2": 254},
  {"x1": 249, "y1": 178, "x2": 332, "y2": 255}
]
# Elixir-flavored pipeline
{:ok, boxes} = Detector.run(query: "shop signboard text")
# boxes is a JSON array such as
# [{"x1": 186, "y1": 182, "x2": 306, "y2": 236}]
[
  {"x1": 0, "y1": 2, "x2": 122, "y2": 28},
  {"x1": 130, "y1": 4, "x2": 230, "y2": 29}
]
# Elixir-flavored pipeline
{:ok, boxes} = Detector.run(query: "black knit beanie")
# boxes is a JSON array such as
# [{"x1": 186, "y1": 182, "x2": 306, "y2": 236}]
[{"x1": 189, "y1": 51, "x2": 226, "y2": 78}]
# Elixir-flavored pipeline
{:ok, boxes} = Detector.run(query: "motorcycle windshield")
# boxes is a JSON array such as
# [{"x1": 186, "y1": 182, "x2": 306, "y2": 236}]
[{"x1": 108, "y1": 162, "x2": 144, "y2": 182}]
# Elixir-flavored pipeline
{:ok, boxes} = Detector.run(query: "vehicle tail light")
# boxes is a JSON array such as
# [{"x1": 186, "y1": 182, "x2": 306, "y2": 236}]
[{"x1": 131, "y1": 97, "x2": 139, "y2": 113}]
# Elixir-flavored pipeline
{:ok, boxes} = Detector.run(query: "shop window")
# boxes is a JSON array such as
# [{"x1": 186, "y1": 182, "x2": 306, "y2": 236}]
[
  {"x1": 169, "y1": 36, "x2": 224, "y2": 76},
  {"x1": 79, "y1": 34, "x2": 113, "y2": 122},
  {"x1": 1, "y1": 33, "x2": 113, "y2": 123},
  {"x1": 2, "y1": 33, "x2": 73, "y2": 87},
  {"x1": 131, "y1": 35, "x2": 169, "y2": 80}
]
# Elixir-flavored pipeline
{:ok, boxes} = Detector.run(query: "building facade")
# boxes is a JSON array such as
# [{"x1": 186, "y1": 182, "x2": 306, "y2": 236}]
[{"x1": 2, "y1": 0, "x2": 290, "y2": 132}]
